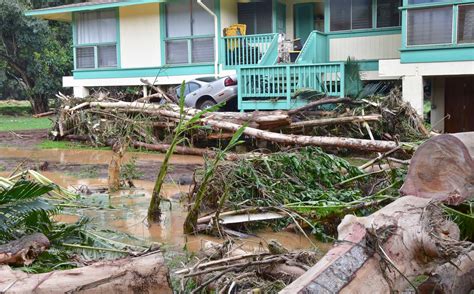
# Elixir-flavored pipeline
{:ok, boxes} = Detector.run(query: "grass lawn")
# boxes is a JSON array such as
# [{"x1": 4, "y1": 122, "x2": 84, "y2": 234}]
[
  {"x1": 0, "y1": 115, "x2": 52, "y2": 132},
  {"x1": 0, "y1": 100, "x2": 52, "y2": 132}
]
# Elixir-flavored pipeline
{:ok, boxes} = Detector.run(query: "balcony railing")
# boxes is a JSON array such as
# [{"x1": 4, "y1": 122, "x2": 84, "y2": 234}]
[
  {"x1": 295, "y1": 31, "x2": 329, "y2": 65},
  {"x1": 237, "y1": 63, "x2": 345, "y2": 110},
  {"x1": 222, "y1": 33, "x2": 279, "y2": 69}
]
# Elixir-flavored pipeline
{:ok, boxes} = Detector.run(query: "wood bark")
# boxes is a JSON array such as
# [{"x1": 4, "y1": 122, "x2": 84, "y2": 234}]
[
  {"x1": 287, "y1": 97, "x2": 356, "y2": 115},
  {"x1": 108, "y1": 141, "x2": 125, "y2": 192},
  {"x1": 282, "y1": 196, "x2": 473, "y2": 293},
  {"x1": 289, "y1": 115, "x2": 381, "y2": 129},
  {"x1": 0, "y1": 251, "x2": 172, "y2": 294},
  {"x1": 0, "y1": 233, "x2": 50, "y2": 266}
]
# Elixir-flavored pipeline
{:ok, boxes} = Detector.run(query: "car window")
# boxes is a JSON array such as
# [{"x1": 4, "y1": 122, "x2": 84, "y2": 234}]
[{"x1": 188, "y1": 82, "x2": 201, "y2": 93}]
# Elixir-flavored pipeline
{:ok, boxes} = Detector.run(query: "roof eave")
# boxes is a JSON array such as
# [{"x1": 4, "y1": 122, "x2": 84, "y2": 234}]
[{"x1": 25, "y1": 0, "x2": 164, "y2": 21}]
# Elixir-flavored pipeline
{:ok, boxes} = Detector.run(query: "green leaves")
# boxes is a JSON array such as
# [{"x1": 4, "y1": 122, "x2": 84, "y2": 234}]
[{"x1": 0, "y1": 181, "x2": 56, "y2": 240}]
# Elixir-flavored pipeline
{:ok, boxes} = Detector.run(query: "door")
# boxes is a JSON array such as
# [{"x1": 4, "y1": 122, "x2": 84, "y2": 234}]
[
  {"x1": 444, "y1": 76, "x2": 474, "y2": 133},
  {"x1": 276, "y1": 2, "x2": 286, "y2": 34},
  {"x1": 294, "y1": 3, "x2": 315, "y2": 44}
]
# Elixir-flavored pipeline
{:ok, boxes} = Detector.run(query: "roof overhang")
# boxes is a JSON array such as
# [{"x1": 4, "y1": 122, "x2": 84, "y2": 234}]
[{"x1": 25, "y1": 0, "x2": 165, "y2": 22}]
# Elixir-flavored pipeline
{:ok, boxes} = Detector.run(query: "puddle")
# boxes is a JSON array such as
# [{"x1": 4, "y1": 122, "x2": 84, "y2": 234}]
[{"x1": 0, "y1": 147, "x2": 328, "y2": 253}]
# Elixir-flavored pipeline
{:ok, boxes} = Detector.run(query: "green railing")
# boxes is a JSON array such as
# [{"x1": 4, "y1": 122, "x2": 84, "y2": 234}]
[
  {"x1": 237, "y1": 63, "x2": 345, "y2": 110},
  {"x1": 295, "y1": 31, "x2": 328, "y2": 65},
  {"x1": 222, "y1": 33, "x2": 279, "y2": 69}
]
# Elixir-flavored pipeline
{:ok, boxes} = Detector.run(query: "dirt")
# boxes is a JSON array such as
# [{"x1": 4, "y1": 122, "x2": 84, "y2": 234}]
[{"x1": 0, "y1": 129, "x2": 47, "y2": 148}]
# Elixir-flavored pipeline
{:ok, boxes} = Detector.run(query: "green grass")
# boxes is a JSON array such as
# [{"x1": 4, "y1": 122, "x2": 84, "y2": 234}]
[
  {"x1": 0, "y1": 100, "x2": 32, "y2": 116},
  {"x1": 38, "y1": 140, "x2": 111, "y2": 151},
  {"x1": 0, "y1": 115, "x2": 52, "y2": 132}
]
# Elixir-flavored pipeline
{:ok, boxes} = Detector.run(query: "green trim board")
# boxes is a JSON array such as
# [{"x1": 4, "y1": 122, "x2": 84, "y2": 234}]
[
  {"x1": 400, "y1": 46, "x2": 474, "y2": 63},
  {"x1": 25, "y1": 0, "x2": 164, "y2": 17},
  {"x1": 326, "y1": 28, "x2": 402, "y2": 38},
  {"x1": 72, "y1": 64, "x2": 215, "y2": 79}
]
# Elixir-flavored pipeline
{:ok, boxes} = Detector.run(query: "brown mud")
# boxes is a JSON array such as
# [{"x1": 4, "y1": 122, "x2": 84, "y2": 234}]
[{"x1": 0, "y1": 145, "x2": 328, "y2": 253}]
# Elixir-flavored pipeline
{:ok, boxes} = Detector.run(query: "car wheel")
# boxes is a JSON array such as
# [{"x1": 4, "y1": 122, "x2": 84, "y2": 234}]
[{"x1": 198, "y1": 99, "x2": 217, "y2": 110}]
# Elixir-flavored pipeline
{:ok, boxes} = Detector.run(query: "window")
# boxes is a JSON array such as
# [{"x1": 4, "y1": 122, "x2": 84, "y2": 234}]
[
  {"x1": 75, "y1": 10, "x2": 117, "y2": 69},
  {"x1": 408, "y1": 0, "x2": 451, "y2": 5},
  {"x1": 237, "y1": 0, "x2": 273, "y2": 35},
  {"x1": 458, "y1": 5, "x2": 474, "y2": 44},
  {"x1": 407, "y1": 7, "x2": 453, "y2": 45},
  {"x1": 377, "y1": 0, "x2": 401, "y2": 27},
  {"x1": 165, "y1": 0, "x2": 215, "y2": 64},
  {"x1": 330, "y1": 0, "x2": 372, "y2": 31}
]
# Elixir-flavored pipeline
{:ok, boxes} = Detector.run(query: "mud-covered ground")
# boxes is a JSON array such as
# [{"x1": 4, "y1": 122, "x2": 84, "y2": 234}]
[{"x1": 0, "y1": 129, "x2": 47, "y2": 148}]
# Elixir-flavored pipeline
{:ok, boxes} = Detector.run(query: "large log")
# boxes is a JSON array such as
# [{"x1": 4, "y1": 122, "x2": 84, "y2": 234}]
[
  {"x1": 0, "y1": 233, "x2": 50, "y2": 266},
  {"x1": 0, "y1": 251, "x2": 172, "y2": 293},
  {"x1": 400, "y1": 133, "x2": 474, "y2": 205},
  {"x1": 289, "y1": 115, "x2": 381, "y2": 129},
  {"x1": 83, "y1": 101, "x2": 399, "y2": 152},
  {"x1": 281, "y1": 196, "x2": 473, "y2": 293}
]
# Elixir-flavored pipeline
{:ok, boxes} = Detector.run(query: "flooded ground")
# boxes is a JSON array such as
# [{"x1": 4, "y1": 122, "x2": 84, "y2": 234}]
[{"x1": 0, "y1": 139, "x2": 330, "y2": 253}]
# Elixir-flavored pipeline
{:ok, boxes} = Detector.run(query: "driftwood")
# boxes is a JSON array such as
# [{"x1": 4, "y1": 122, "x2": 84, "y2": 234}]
[
  {"x1": 287, "y1": 97, "x2": 355, "y2": 115},
  {"x1": 0, "y1": 251, "x2": 172, "y2": 293},
  {"x1": 108, "y1": 141, "x2": 125, "y2": 192},
  {"x1": 282, "y1": 196, "x2": 473, "y2": 293},
  {"x1": 33, "y1": 111, "x2": 55, "y2": 118},
  {"x1": 289, "y1": 114, "x2": 381, "y2": 129},
  {"x1": 76, "y1": 101, "x2": 398, "y2": 152},
  {"x1": 0, "y1": 233, "x2": 50, "y2": 266}
]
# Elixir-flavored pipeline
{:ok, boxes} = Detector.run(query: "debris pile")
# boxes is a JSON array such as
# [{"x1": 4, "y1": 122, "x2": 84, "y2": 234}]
[
  {"x1": 51, "y1": 86, "x2": 427, "y2": 153},
  {"x1": 187, "y1": 147, "x2": 406, "y2": 240}
]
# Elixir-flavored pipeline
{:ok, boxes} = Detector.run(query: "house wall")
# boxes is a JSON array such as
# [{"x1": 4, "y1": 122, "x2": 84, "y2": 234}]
[
  {"x1": 329, "y1": 34, "x2": 401, "y2": 61},
  {"x1": 119, "y1": 3, "x2": 161, "y2": 68},
  {"x1": 220, "y1": 0, "x2": 238, "y2": 31}
]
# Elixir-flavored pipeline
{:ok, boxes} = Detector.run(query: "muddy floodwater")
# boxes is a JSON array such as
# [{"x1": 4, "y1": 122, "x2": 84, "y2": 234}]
[{"x1": 0, "y1": 146, "x2": 330, "y2": 253}]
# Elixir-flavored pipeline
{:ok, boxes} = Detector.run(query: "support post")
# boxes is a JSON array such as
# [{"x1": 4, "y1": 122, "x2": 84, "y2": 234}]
[
  {"x1": 402, "y1": 75, "x2": 424, "y2": 118},
  {"x1": 73, "y1": 86, "x2": 89, "y2": 98}
]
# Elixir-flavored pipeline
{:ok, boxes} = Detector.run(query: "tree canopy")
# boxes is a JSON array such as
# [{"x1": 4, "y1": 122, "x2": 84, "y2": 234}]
[{"x1": 0, "y1": 0, "x2": 74, "y2": 113}]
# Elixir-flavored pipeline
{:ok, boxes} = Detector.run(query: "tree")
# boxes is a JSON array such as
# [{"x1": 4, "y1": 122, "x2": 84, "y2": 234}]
[{"x1": 0, "y1": 0, "x2": 72, "y2": 113}]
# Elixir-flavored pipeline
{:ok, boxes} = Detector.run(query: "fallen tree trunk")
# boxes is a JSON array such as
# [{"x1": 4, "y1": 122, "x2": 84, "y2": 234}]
[
  {"x1": 0, "y1": 233, "x2": 50, "y2": 266},
  {"x1": 0, "y1": 251, "x2": 172, "y2": 293},
  {"x1": 289, "y1": 115, "x2": 381, "y2": 129},
  {"x1": 287, "y1": 97, "x2": 356, "y2": 115},
  {"x1": 281, "y1": 196, "x2": 473, "y2": 293},
  {"x1": 78, "y1": 101, "x2": 399, "y2": 152}
]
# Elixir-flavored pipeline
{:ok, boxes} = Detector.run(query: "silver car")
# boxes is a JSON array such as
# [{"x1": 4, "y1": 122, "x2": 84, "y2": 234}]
[{"x1": 174, "y1": 75, "x2": 238, "y2": 110}]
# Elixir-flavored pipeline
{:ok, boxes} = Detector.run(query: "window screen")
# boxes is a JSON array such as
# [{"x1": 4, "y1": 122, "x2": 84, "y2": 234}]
[
  {"x1": 330, "y1": 0, "x2": 354, "y2": 31},
  {"x1": 408, "y1": 0, "x2": 451, "y2": 5},
  {"x1": 192, "y1": 0, "x2": 214, "y2": 35},
  {"x1": 98, "y1": 45, "x2": 117, "y2": 68},
  {"x1": 237, "y1": 1, "x2": 273, "y2": 35},
  {"x1": 192, "y1": 38, "x2": 215, "y2": 63},
  {"x1": 166, "y1": 40, "x2": 188, "y2": 64},
  {"x1": 407, "y1": 7, "x2": 453, "y2": 45},
  {"x1": 165, "y1": 0, "x2": 215, "y2": 64},
  {"x1": 76, "y1": 10, "x2": 117, "y2": 45},
  {"x1": 458, "y1": 5, "x2": 474, "y2": 44},
  {"x1": 76, "y1": 47, "x2": 95, "y2": 69},
  {"x1": 166, "y1": 1, "x2": 191, "y2": 38},
  {"x1": 377, "y1": 0, "x2": 401, "y2": 27},
  {"x1": 352, "y1": 0, "x2": 372, "y2": 29}
]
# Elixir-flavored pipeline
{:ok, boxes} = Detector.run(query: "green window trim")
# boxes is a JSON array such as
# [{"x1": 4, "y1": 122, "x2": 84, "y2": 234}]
[{"x1": 72, "y1": 8, "x2": 121, "y2": 71}]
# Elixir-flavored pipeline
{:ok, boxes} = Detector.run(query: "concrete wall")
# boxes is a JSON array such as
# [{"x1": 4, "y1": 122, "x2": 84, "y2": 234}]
[
  {"x1": 220, "y1": 0, "x2": 238, "y2": 31},
  {"x1": 119, "y1": 3, "x2": 161, "y2": 68},
  {"x1": 329, "y1": 34, "x2": 401, "y2": 61}
]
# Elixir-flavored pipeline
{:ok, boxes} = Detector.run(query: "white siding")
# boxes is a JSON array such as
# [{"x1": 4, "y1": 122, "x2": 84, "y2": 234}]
[
  {"x1": 220, "y1": 0, "x2": 238, "y2": 31},
  {"x1": 119, "y1": 3, "x2": 161, "y2": 68},
  {"x1": 329, "y1": 34, "x2": 401, "y2": 61}
]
